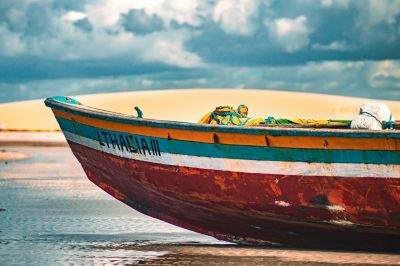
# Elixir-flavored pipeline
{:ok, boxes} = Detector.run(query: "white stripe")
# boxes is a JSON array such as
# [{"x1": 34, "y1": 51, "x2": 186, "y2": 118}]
[{"x1": 63, "y1": 131, "x2": 400, "y2": 178}]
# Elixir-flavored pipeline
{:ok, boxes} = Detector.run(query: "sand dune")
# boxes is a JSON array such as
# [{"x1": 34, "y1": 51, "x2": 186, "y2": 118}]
[{"x1": 0, "y1": 89, "x2": 399, "y2": 131}]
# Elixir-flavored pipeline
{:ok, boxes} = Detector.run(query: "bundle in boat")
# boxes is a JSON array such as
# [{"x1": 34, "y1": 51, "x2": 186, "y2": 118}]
[
  {"x1": 350, "y1": 103, "x2": 396, "y2": 130},
  {"x1": 197, "y1": 105, "x2": 265, "y2": 126},
  {"x1": 198, "y1": 103, "x2": 398, "y2": 129}
]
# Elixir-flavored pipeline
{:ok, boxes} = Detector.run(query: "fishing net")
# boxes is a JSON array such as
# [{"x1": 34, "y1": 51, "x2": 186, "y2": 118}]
[{"x1": 198, "y1": 105, "x2": 350, "y2": 127}]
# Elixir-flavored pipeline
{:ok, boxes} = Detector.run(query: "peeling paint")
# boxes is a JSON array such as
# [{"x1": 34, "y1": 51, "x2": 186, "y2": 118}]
[
  {"x1": 68, "y1": 141, "x2": 400, "y2": 251},
  {"x1": 329, "y1": 220, "x2": 355, "y2": 226},
  {"x1": 251, "y1": 225, "x2": 263, "y2": 230},
  {"x1": 327, "y1": 205, "x2": 345, "y2": 212},
  {"x1": 275, "y1": 200, "x2": 290, "y2": 207}
]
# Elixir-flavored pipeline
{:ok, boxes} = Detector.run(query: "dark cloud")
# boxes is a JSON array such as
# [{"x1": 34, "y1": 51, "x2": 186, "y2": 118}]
[
  {"x1": 50, "y1": 0, "x2": 94, "y2": 11},
  {"x1": 2, "y1": 60, "x2": 399, "y2": 103},
  {"x1": 121, "y1": 9, "x2": 164, "y2": 35},
  {"x1": 0, "y1": 56, "x2": 181, "y2": 82},
  {"x1": 0, "y1": 0, "x2": 399, "y2": 103},
  {"x1": 0, "y1": 68, "x2": 204, "y2": 103},
  {"x1": 0, "y1": 0, "x2": 26, "y2": 32},
  {"x1": 185, "y1": 0, "x2": 400, "y2": 66},
  {"x1": 23, "y1": 2, "x2": 54, "y2": 37},
  {"x1": 74, "y1": 18, "x2": 93, "y2": 32}
]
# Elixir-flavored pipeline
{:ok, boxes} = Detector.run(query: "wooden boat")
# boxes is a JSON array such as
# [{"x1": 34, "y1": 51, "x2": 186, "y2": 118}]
[{"x1": 45, "y1": 96, "x2": 400, "y2": 251}]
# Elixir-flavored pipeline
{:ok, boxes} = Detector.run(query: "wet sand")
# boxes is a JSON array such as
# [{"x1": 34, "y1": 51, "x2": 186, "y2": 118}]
[
  {"x1": 0, "y1": 132, "x2": 66, "y2": 147},
  {"x1": 1, "y1": 145, "x2": 399, "y2": 265},
  {"x1": 0, "y1": 150, "x2": 29, "y2": 162}
]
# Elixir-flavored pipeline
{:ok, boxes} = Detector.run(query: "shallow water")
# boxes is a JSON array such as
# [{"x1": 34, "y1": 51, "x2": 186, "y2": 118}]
[{"x1": 1, "y1": 146, "x2": 399, "y2": 265}]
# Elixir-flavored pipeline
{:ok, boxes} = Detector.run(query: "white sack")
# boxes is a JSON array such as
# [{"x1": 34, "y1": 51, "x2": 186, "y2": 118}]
[{"x1": 350, "y1": 103, "x2": 395, "y2": 130}]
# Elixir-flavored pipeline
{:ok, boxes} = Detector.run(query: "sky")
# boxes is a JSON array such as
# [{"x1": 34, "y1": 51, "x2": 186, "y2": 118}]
[{"x1": 0, "y1": 0, "x2": 400, "y2": 103}]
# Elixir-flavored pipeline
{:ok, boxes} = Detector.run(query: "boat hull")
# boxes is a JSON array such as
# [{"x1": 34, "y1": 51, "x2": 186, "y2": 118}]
[{"x1": 68, "y1": 140, "x2": 400, "y2": 251}]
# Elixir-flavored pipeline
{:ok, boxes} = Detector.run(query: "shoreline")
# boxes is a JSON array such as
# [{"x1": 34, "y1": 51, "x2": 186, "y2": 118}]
[
  {"x1": 0, "y1": 150, "x2": 29, "y2": 162},
  {"x1": 0, "y1": 131, "x2": 67, "y2": 147}
]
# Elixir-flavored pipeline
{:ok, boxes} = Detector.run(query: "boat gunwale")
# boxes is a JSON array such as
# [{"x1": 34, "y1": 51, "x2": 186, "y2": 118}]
[{"x1": 44, "y1": 97, "x2": 400, "y2": 138}]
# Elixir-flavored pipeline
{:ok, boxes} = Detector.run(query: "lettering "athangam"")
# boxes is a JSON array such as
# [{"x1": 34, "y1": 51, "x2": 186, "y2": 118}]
[{"x1": 96, "y1": 130, "x2": 161, "y2": 156}]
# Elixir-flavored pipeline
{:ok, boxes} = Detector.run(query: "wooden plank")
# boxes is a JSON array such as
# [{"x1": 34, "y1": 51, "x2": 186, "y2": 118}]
[{"x1": 258, "y1": 121, "x2": 400, "y2": 130}]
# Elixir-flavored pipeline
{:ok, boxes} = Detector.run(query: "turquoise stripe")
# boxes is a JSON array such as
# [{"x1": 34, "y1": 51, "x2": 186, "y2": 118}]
[
  {"x1": 56, "y1": 117, "x2": 400, "y2": 165},
  {"x1": 45, "y1": 98, "x2": 400, "y2": 139}
]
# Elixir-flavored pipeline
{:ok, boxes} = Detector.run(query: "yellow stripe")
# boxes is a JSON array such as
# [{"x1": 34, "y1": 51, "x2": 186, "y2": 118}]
[{"x1": 53, "y1": 109, "x2": 400, "y2": 151}]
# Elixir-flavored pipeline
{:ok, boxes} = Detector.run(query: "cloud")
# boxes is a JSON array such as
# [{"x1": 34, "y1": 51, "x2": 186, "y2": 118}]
[
  {"x1": 62, "y1": 11, "x2": 87, "y2": 22},
  {"x1": 0, "y1": 56, "x2": 180, "y2": 81},
  {"x1": 121, "y1": 9, "x2": 164, "y2": 35},
  {"x1": 370, "y1": 60, "x2": 400, "y2": 90},
  {"x1": 2, "y1": 60, "x2": 399, "y2": 103},
  {"x1": 84, "y1": 0, "x2": 161, "y2": 27},
  {"x1": 1, "y1": 0, "x2": 400, "y2": 103},
  {"x1": 320, "y1": 0, "x2": 350, "y2": 9},
  {"x1": 0, "y1": 0, "x2": 205, "y2": 68},
  {"x1": 1, "y1": 0, "x2": 399, "y2": 65},
  {"x1": 140, "y1": 30, "x2": 205, "y2": 67},
  {"x1": 267, "y1": 15, "x2": 312, "y2": 52},
  {"x1": 153, "y1": 0, "x2": 208, "y2": 27},
  {"x1": 0, "y1": 25, "x2": 25, "y2": 55},
  {"x1": 22, "y1": 2, "x2": 56, "y2": 37},
  {"x1": 213, "y1": 0, "x2": 260, "y2": 36},
  {"x1": 73, "y1": 18, "x2": 93, "y2": 32},
  {"x1": 356, "y1": 0, "x2": 400, "y2": 26},
  {"x1": 84, "y1": 0, "x2": 207, "y2": 29},
  {"x1": 312, "y1": 40, "x2": 352, "y2": 51}
]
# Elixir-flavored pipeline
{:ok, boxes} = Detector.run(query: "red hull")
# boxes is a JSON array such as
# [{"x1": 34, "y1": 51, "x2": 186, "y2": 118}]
[{"x1": 70, "y1": 141, "x2": 400, "y2": 251}]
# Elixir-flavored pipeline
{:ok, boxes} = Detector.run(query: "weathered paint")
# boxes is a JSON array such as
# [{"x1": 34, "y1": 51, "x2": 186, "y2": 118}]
[
  {"x1": 53, "y1": 109, "x2": 400, "y2": 151},
  {"x1": 44, "y1": 96, "x2": 400, "y2": 251},
  {"x1": 70, "y1": 141, "x2": 400, "y2": 250},
  {"x1": 56, "y1": 117, "x2": 400, "y2": 164},
  {"x1": 63, "y1": 130, "x2": 399, "y2": 178},
  {"x1": 45, "y1": 97, "x2": 400, "y2": 138}
]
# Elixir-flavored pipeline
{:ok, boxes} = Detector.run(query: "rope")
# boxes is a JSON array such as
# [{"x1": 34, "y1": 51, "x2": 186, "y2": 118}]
[
  {"x1": 383, "y1": 113, "x2": 394, "y2": 129},
  {"x1": 359, "y1": 111, "x2": 382, "y2": 127},
  {"x1": 237, "y1": 104, "x2": 248, "y2": 117},
  {"x1": 264, "y1": 116, "x2": 275, "y2": 125},
  {"x1": 209, "y1": 105, "x2": 249, "y2": 125}
]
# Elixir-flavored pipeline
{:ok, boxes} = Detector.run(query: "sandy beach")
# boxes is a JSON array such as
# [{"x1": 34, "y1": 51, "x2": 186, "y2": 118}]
[{"x1": 0, "y1": 89, "x2": 399, "y2": 131}]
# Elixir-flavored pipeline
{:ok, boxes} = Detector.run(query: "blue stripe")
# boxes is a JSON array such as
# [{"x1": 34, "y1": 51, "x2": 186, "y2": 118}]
[
  {"x1": 45, "y1": 98, "x2": 400, "y2": 139},
  {"x1": 56, "y1": 117, "x2": 400, "y2": 165}
]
